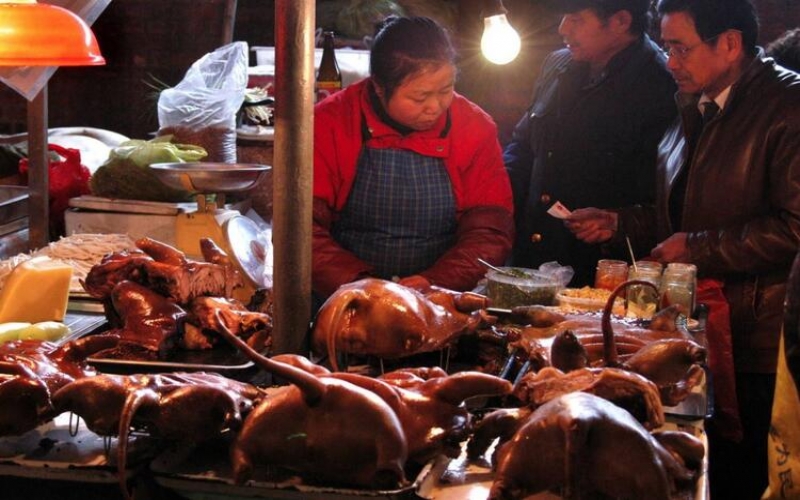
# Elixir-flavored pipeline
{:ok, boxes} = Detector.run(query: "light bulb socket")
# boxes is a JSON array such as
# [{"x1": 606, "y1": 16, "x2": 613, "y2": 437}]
[{"x1": 482, "y1": 0, "x2": 508, "y2": 18}]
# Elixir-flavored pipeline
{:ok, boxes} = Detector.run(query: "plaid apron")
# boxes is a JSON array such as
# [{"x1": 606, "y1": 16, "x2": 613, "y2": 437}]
[{"x1": 332, "y1": 113, "x2": 456, "y2": 279}]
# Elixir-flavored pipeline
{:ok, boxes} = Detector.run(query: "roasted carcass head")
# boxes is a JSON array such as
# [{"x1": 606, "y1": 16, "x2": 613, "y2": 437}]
[{"x1": 311, "y1": 278, "x2": 490, "y2": 371}]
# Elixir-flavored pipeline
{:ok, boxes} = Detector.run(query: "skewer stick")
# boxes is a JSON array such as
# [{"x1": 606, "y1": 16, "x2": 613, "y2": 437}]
[{"x1": 626, "y1": 236, "x2": 638, "y2": 273}]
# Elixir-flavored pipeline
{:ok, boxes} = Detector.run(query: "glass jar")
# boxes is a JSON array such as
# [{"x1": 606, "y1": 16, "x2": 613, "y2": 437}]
[
  {"x1": 595, "y1": 259, "x2": 629, "y2": 291},
  {"x1": 626, "y1": 261, "x2": 663, "y2": 319},
  {"x1": 659, "y1": 263, "x2": 697, "y2": 317}
]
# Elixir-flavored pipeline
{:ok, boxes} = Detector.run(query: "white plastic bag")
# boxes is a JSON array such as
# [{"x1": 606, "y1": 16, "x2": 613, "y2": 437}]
[{"x1": 157, "y1": 42, "x2": 249, "y2": 163}]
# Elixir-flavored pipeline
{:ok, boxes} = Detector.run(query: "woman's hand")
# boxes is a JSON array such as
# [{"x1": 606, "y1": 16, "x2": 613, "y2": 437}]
[
  {"x1": 565, "y1": 208, "x2": 618, "y2": 243},
  {"x1": 397, "y1": 275, "x2": 432, "y2": 291}
]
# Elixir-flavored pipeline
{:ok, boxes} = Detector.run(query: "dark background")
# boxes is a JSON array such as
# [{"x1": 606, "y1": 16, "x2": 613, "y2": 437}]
[{"x1": 0, "y1": 0, "x2": 797, "y2": 144}]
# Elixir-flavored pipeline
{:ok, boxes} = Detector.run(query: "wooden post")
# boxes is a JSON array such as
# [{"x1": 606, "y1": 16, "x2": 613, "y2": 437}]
[
  {"x1": 27, "y1": 86, "x2": 49, "y2": 250},
  {"x1": 271, "y1": 0, "x2": 314, "y2": 354}
]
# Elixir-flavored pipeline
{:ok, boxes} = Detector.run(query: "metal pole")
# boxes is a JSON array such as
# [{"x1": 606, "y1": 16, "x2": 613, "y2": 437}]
[
  {"x1": 27, "y1": 85, "x2": 49, "y2": 250},
  {"x1": 271, "y1": 0, "x2": 314, "y2": 354}
]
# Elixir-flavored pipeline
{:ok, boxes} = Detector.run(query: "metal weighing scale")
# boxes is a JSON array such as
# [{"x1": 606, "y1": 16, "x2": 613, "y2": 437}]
[{"x1": 150, "y1": 162, "x2": 271, "y2": 300}]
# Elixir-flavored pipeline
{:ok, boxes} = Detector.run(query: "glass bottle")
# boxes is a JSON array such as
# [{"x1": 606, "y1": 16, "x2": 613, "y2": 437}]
[
  {"x1": 625, "y1": 261, "x2": 663, "y2": 319},
  {"x1": 594, "y1": 259, "x2": 628, "y2": 291},
  {"x1": 659, "y1": 263, "x2": 697, "y2": 318},
  {"x1": 316, "y1": 31, "x2": 342, "y2": 102}
]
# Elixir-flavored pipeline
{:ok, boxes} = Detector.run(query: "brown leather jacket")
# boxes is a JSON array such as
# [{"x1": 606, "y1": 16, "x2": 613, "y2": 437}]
[{"x1": 618, "y1": 55, "x2": 800, "y2": 373}]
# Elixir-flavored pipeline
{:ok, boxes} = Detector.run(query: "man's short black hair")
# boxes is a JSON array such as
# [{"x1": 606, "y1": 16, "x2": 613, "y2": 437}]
[
  {"x1": 657, "y1": 0, "x2": 759, "y2": 57},
  {"x1": 544, "y1": 0, "x2": 652, "y2": 35}
]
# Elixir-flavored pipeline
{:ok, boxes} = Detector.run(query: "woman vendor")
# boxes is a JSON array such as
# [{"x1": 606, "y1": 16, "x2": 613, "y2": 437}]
[{"x1": 312, "y1": 16, "x2": 515, "y2": 298}]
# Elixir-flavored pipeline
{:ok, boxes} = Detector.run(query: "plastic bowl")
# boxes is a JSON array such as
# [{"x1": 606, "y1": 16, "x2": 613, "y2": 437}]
[{"x1": 485, "y1": 267, "x2": 560, "y2": 309}]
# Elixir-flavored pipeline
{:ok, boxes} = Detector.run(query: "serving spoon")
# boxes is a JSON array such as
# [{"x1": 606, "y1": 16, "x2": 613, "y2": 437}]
[{"x1": 477, "y1": 258, "x2": 516, "y2": 277}]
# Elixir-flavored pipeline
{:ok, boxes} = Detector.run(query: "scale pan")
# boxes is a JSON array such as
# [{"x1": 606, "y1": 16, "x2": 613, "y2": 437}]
[{"x1": 150, "y1": 162, "x2": 271, "y2": 193}]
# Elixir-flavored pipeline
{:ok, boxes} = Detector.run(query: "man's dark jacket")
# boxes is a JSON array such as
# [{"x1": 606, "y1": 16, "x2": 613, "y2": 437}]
[
  {"x1": 504, "y1": 35, "x2": 676, "y2": 285},
  {"x1": 619, "y1": 55, "x2": 800, "y2": 373}
]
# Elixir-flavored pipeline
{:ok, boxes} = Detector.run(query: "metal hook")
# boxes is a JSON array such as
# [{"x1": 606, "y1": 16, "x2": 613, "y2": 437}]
[{"x1": 68, "y1": 412, "x2": 80, "y2": 437}]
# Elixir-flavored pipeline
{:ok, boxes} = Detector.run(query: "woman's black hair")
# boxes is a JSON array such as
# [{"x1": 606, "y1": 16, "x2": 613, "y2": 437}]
[{"x1": 369, "y1": 16, "x2": 456, "y2": 100}]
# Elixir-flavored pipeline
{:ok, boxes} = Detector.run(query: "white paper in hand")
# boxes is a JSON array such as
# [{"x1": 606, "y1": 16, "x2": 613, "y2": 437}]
[{"x1": 547, "y1": 201, "x2": 572, "y2": 219}]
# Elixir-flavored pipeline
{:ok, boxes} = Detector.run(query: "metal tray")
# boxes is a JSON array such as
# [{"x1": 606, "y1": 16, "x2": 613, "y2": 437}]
[
  {"x1": 0, "y1": 413, "x2": 154, "y2": 484},
  {"x1": 416, "y1": 421, "x2": 708, "y2": 500},
  {"x1": 0, "y1": 186, "x2": 28, "y2": 225},
  {"x1": 87, "y1": 343, "x2": 254, "y2": 374},
  {"x1": 151, "y1": 434, "x2": 434, "y2": 500}
]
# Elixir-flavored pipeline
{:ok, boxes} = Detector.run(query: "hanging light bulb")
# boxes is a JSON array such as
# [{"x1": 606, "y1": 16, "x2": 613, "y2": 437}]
[{"x1": 481, "y1": 0, "x2": 521, "y2": 65}]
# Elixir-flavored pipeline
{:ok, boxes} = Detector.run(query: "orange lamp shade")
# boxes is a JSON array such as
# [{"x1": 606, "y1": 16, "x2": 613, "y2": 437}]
[{"x1": 0, "y1": 0, "x2": 105, "y2": 66}]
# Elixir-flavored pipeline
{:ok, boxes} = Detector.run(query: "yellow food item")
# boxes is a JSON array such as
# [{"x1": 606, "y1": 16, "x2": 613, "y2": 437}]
[
  {"x1": 0, "y1": 322, "x2": 32, "y2": 344},
  {"x1": 0, "y1": 256, "x2": 73, "y2": 323},
  {"x1": 19, "y1": 321, "x2": 72, "y2": 342}
]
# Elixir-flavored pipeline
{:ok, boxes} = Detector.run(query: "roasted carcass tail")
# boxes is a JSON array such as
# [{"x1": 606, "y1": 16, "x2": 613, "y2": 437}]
[
  {"x1": 216, "y1": 312, "x2": 325, "y2": 404},
  {"x1": 602, "y1": 280, "x2": 659, "y2": 366}
]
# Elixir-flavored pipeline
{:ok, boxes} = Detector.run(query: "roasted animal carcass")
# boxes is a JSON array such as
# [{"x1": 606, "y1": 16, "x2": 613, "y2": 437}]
[
  {"x1": 217, "y1": 321, "x2": 408, "y2": 489},
  {"x1": 89, "y1": 279, "x2": 271, "y2": 360},
  {"x1": 186, "y1": 296, "x2": 272, "y2": 351},
  {"x1": 485, "y1": 392, "x2": 703, "y2": 500},
  {"x1": 511, "y1": 366, "x2": 665, "y2": 429},
  {"x1": 83, "y1": 237, "x2": 243, "y2": 305},
  {"x1": 52, "y1": 371, "x2": 263, "y2": 500},
  {"x1": 502, "y1": 281, "x2": 707, "y2": 407},
  {"x1": 0, "y1": 335, "x2": 119, "y2": 436},
  {"x1": 274, "y1": 355, "x2": 512, "y2": 464},
  {"x1": 311, "y1": 278, "x2": 490, "y2": 371},
  {"x1": 93, "y1": 280, "x2": 187, "y2": 359}
]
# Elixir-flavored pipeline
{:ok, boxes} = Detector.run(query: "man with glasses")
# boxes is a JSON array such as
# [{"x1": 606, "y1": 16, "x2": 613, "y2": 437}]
[
  {"x1": 567, "y1": 0, "x2": 800, "y2": 497},
  {"x1": 503, "y1": 0, "x2": 676, "y2": 286}
]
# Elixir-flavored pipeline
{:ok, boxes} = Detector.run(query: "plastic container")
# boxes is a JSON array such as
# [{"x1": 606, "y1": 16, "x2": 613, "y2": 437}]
[
  {"x1": 556, "y1": 286, "x2": 625, "y2": 315},
  {"x1": 485, "y1": 267, "x2": 560, "y2": 309}
]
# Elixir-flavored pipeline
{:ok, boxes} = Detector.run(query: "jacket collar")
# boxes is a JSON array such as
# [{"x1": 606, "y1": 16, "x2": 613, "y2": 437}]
[
  {"x1": 561, "y1": 34, "x2": 657, "y2": 87},
  {"x1": 676, "y1": 48, "x2": 768, "y2": 119}
]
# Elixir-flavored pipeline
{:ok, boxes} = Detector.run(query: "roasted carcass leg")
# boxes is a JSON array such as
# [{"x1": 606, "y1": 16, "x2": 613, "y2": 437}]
[{"x1": 52, "y1": 372, "x2": 263, "y2": 500}]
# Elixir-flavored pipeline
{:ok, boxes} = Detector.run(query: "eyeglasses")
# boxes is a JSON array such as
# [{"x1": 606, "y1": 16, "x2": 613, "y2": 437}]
[{"x1": 662, "y1": 33, "x2": 722, "y2": 60}]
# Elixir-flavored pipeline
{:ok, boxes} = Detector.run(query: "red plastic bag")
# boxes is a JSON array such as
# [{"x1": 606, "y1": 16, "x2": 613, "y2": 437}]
[
  {"x1": 697, "y1": 278, "x2": 743, "y2": 442},
  {"x1": 19, "y1": 143, "x2": 91, "y2": 238}
]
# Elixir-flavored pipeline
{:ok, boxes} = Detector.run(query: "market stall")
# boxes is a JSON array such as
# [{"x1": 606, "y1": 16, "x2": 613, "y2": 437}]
[
  {"x1": 0, "y1": 3, "x2": 718, "y2": 499},
  {"x1": 0, "y1": 232, "x2": 711, "y2": 499}
]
